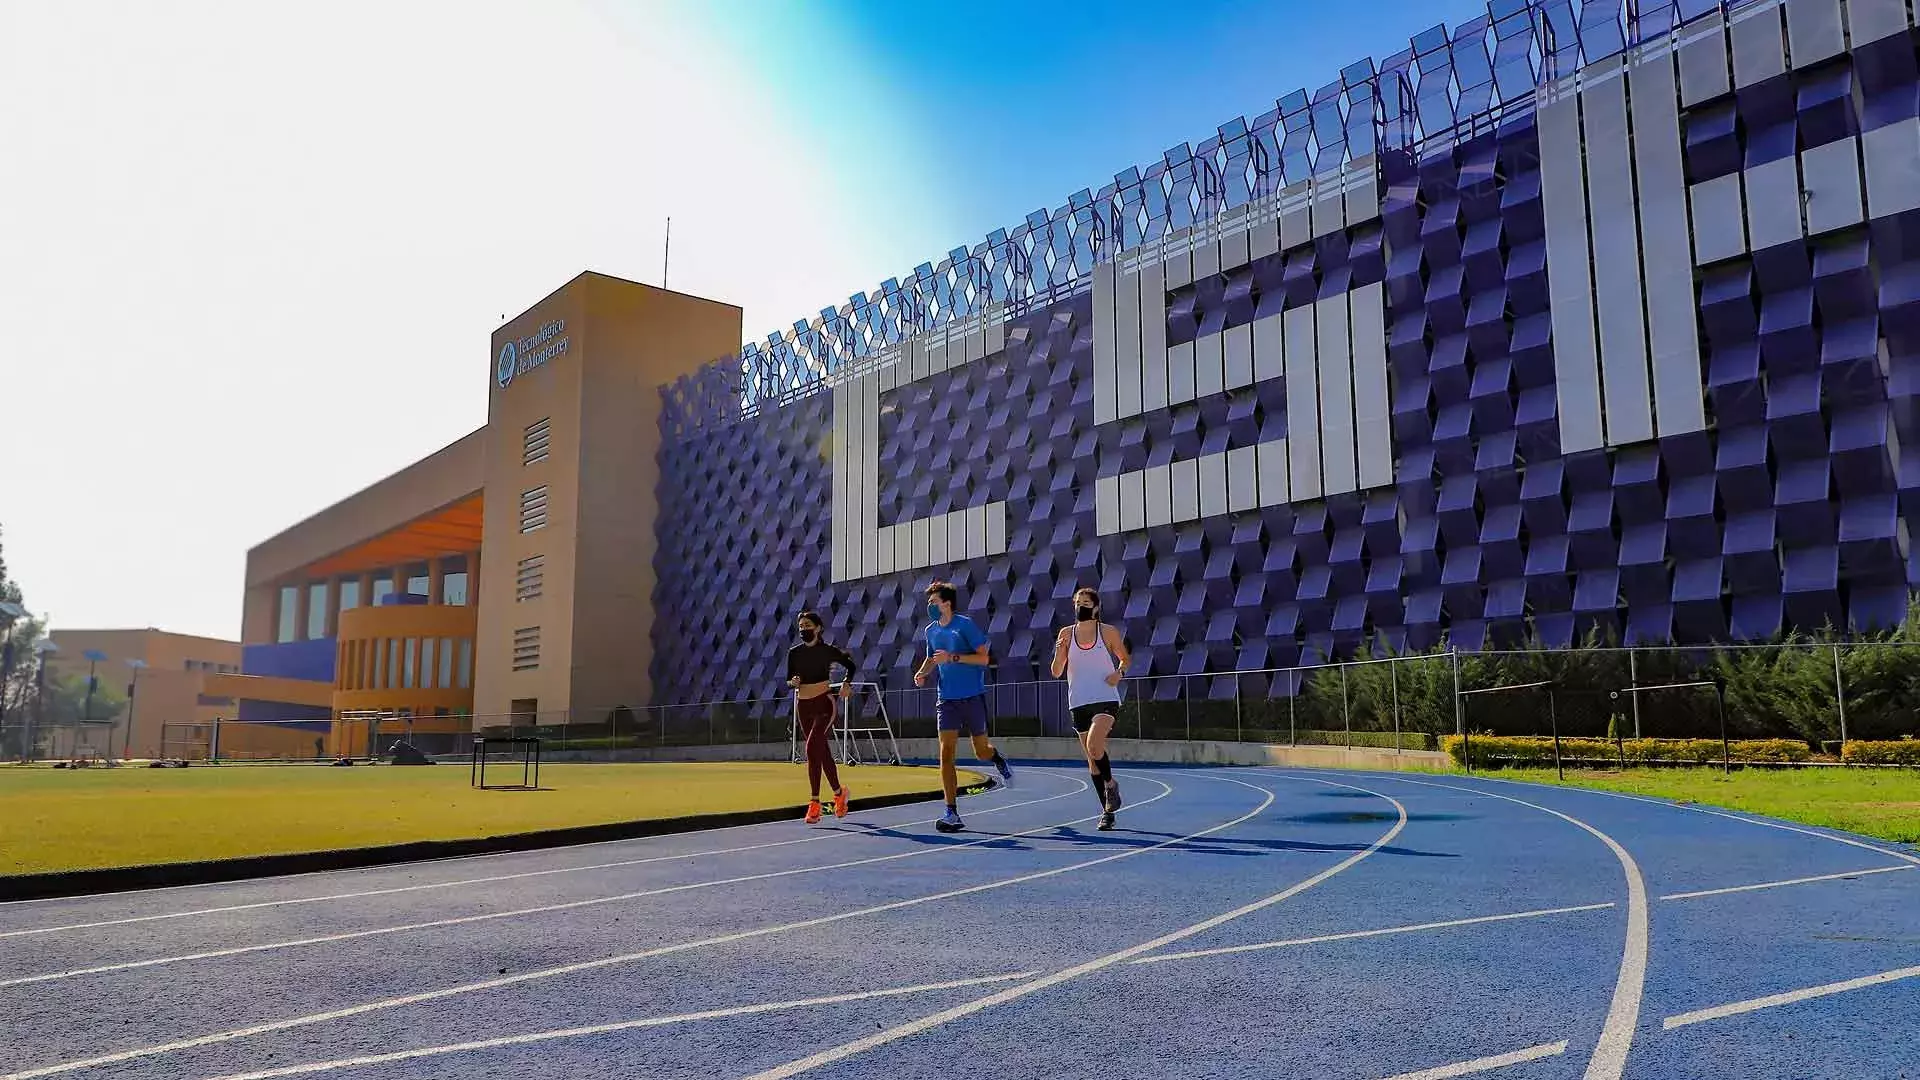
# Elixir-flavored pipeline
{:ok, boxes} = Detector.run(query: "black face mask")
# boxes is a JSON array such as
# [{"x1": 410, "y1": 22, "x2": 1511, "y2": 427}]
[
  {"x1": 1075, "y1": 606, "x2": 1096, "y2": 622},
  {"x1": 800, "y1": 629, "x2": 818, "y2": 644}
]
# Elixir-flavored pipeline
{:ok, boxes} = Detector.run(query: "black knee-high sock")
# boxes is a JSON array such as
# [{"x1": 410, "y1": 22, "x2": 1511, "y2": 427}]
[
  {"x1": 1089, "y1": 768, "x2": 1108, "y2": 809},
  {"x1": 1095, "y1": 754, "x2": 1113, "y2": 785},
  {"x1": 990, "y1": 748, "x2": 1007, "y2": 768}
]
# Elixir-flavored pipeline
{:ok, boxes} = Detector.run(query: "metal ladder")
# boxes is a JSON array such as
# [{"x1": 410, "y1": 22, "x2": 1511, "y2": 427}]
[{"x1": 789, "y1": 682, "x2": 901, "y2": 767}]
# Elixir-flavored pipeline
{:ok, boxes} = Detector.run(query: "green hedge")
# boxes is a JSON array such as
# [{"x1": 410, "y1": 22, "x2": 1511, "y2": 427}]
[
  {"x1": 1841, "y1": 740, "x2": 1920, "y2": 765},
  {"x1": 1444, "y1": 735, "x2": 1814, "y2": 767}
]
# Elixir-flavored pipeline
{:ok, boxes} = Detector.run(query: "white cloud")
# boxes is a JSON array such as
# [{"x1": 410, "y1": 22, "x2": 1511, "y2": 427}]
[{"x1": 0, "y1": 0, "x2": 956, "y2": 639}]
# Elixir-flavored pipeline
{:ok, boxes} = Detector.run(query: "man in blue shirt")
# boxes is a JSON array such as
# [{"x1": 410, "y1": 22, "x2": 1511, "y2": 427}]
[{"x1": 914, "y1": 580, "x2": 1016, "y2": 832}]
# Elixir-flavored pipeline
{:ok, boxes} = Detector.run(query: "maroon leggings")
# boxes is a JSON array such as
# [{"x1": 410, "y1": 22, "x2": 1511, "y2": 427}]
[{"x1": 797, "y1": 695, "x2": 842, "y2": 797}]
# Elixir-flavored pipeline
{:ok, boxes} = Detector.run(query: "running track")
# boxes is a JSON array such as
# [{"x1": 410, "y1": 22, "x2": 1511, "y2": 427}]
[{"x1": 2, "y1": 766, "x2": 1918, "y2": 1079}]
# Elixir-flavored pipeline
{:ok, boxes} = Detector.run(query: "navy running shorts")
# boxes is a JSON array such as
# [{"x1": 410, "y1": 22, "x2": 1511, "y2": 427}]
[{"x1": 935, "y1": 695, "x2": 990, "y2": 737}]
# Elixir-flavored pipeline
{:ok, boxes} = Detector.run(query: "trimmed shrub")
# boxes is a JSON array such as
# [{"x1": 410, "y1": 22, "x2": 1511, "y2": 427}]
[
  {"x1": 1445, "y1": 735, "x2": 1813, "y2": 767},
  {"x1": 1841, "y1": 739, "x2": 1920, "y2": 765}
]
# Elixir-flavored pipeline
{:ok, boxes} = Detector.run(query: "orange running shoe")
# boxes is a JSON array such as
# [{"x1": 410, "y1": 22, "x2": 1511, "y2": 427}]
[
  {"x1": 833, "y1": 786, "x2": 850, "y2": 819},
  {"x1": 804, "y1": 800, "x2": 823, "y2": 824}
]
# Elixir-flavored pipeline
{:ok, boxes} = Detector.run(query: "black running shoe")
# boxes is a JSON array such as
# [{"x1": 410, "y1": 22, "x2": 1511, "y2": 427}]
[{"x1": 1097, "y1": 811, "x2": 1116, "y2": 831}]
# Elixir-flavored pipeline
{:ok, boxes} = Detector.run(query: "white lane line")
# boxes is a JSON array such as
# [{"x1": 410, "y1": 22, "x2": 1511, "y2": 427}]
[
  {"x1": 1369, "y1": 775, "x2": 1648, "y2": 1080},
  {"x1": 1661, "y1": 864, "x2": 1916, "y2": 901},
  {"x1": 0, "y1": 779, "x2": 1109, "y2": 988},
  {"x1": 1664, "y1": 964, "x2": 1920, "y2": 1030},
  {"x1": 1134, "y1": 903, "x2": 1616, "y2": 965},
  {"x1": 0, "y1": 776, "x2": 1085, "y2": 939},
  {"x1": 1473, "y1": 774, "x2": 1920, "y2": 869},
  {"x1": 740, "y1": 774, "x2": 1405, "y2": 1080},
  {"x1": 195, "y1": 971, "x2": 1042, "y2": 1080},
  {"x1": 0, "y1": 778, "x2": 1183, "y2": 1080},
  {"x1": 1375, "y1": 1041, "x2": 1570, "y2": 1080}
]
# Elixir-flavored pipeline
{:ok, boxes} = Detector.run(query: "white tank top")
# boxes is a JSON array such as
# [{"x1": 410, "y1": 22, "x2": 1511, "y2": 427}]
[{"x1": 1065, "y1": 622, "x2": 1121, "y2": 709}]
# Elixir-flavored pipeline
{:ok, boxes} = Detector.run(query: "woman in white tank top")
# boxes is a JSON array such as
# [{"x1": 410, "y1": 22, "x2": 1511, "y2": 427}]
[{"x1": 1051, "y1": 587, "x2": 1130, "y2": 829}]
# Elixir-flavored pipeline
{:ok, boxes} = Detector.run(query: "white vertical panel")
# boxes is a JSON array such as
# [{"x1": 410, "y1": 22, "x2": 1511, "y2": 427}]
[
  {"x1": 878, "y1": 355, "x2": 896, "y2": 392},
  {"x1": 831, "y1": 383, "x2": 848, "y2": 582},
  {"x1": 1691, "y1": 173, "x2": 1750, "y2": 263},
  {"x1": 1803, "y1": 136, "x2": 1866, "y2": 234},
  {"x1": 1539, "y1": 84, "x2": 1605, "y2": 454},
  {"x1": 1226, "y1": 444, "x2": 1259, "y2": 513},
  {"x1": 1096, "y1": 474, "x2": 1122, "y2": 535},
  {"x1": 948, "y1": 509, "x2": 970, "y2": 565},
  {"x1": 1115, "y1": 270, "x2": 1144, "y2": 420},
  {"x1": 1167, "y1": 340, "x2": 1197, "y2": 405},
  {"x1": 1316, "y1": 292, "x2": 1358, "y2": 495},
  {"x1": 1583, "y1": 63, "x2": 1654, "y2": 448},
  {"x1": 895, "y1": 521, "x2": 912, "y2": 571},
  {"x1": 927, "y1": 510, "x2": 950, "y2": 567},
  {"x1": 985, "y1": 315, "x2": 1006, "y2": 358},
  {"x1": 1249, "y1": 213, "x2": 1281, "y2": 260},
  {"x1": 1729, "y1": 2, "x2": 1787, "y2": 88},
  {"x1": 1093, "y1": 261, "x2": 1118, "y2": 425},
  {"x1": 1139, "y1": 261, "x2": 1169, "y2": 412},
  {"x1": 1256, "y1": 439, "x2": 1291, "y2": 507},
  {"x1": 985, "y1": 501, "x2": 1008, "y2": 556},
  {"x1": 1284, "y1": 303, "x2": 1323, "y2": 499},
  {"x1": 876, "y1": 524, "x2": 896, "y2": 576},
  {"x1": 1678, "y1": 17, "x2": 1731, "y2": 106},
  {"x1": 1280, "y1": 181, "x2": 1313, "y2": 249},
  {"x1": 1223, "y1": 322, "x2": 1254, "y2": 391},
  {"x1": 1845, "y1": 0, "x2": 1910, "y2": 44},
  {"x1": 907, "y1": 340, "x2": 928, "y2": 382},
  {"x1": 965, "y1": 503, "x2": 988, "y2": 560},
  {"x1": 1170, "y1": 458, "x2": 1201, "y2": 523},
  {"x1": 1219, "y1": 207, "x2": 1251, "y2": 272},
  {"x1": 965, "y1": 325, "x2": 986, "y2": 365},
  {"x1": 1191, "y1": 229, "x2": 1220, "y2": 281},
  {"x1": 862, "y1": 374, "x2": 881, "y2": 577},
  {"x1": 1632, "y1": 45, "x2": 1708, "y2": 439},
  {"x1": 927, "y1": 339, "x2": 950, "y2": 377},
  {"x1": 1143, "y1": 463, "x2": 1174, "y2": 528},
  {"x1": 1119, "y1": 469, "x2": 1147, "y2": 532},
  {"x1": 849, "y1": 379, "x2": 868, "y2": 578},
  {"x1": 1784, "y1": 0, "x2": 1845, "y2": 66},
  {"x1": 1163, "y1": 229, "x2": 1194, "y2": 289},
  {"x1": 910, "y1": 516, "x2": 931, "y2": 570},
  {"x1": 1198, "y1": 452, "x2": 1229, "y2": 519},
  {"x1": 1863, "y1": 117, "x2": 1920, "y2": 219},
  {"x1": 1345, "y1": 155, "x2": 1381, "y2": 224},
  {"x1": 1195, "y1": 331, "x2": 1225, "y2": 399},
  {"x1": 1349, "y1": 281, "x2": 1394, "y2": 489},
  {"x1": 1311, "y1": 175, "x2": 1346, "y2": 238},
  {"x1": 1746, "y1": 154, "x2": 1805, "y2": 251},
  {"x1": 1252, "y1": 312, "x2": 1285, "y2": 383}
]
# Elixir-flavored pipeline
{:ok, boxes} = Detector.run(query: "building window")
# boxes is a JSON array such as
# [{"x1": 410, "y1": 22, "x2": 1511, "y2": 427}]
[
  {"x1": 405, "y1": 563, "x2": 430, "y2": 598},
  {"x1": 438, "y1": 637, "x2": 454, "y2": 689},
  {"x1": 512, "y1": 626, "x2": 541, "y2": 672},
  {"x1": 457, "y1": 639, "x2": 473, "y2": 689},
  {"x1": 515, "y1": 555, "x2": 544, "y2": 601},
  {"x1": 519, "y1": 486, "x2": 550, "y2": 533},
  {"x1": 440, "y1": 555, "x2": 469, "y2": 606},
  {"x1": 338, "y1": 579, "x2": 362, "y2": 616},
  {"x1": 524, "y1": 417, "x2": 552, "y2": 466},
  {"x1": 277, "y1": 586, "x2": 298, "y2": 643},
  {"x1": 307, "y1": 583, "x2": 328, "y2": 640},
  {"x1": 371, "y1": 577, "x2": 394, "y2": 607}
]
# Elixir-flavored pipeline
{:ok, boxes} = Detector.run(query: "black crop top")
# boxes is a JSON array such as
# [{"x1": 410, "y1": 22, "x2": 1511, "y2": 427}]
[{"x1": 788, "y1": 641, "x2": 856, "y2": 684}]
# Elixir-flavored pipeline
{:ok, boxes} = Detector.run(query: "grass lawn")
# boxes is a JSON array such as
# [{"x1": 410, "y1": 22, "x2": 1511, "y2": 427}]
[
  {"x1": 0, "y1": 762, "x2": 958, "y2": 877},
  {"x1": 1492, "y1": 766, "x2": 1920, "y2": 844}
]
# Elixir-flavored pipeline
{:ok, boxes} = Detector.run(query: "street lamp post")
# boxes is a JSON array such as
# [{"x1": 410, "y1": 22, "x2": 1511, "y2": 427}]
[
  {"x1": 81, "y1": 648, "x2": 107, "y2": 762},
  {"x1": 29, "y1": 639, "x2": 57, "y2": 763},
  {"x1": 123, "y1": 659, "x2": 148, "y2": 763}
]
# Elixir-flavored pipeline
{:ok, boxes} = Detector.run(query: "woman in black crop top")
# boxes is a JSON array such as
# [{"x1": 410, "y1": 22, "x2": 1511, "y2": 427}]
[{"x1": 788, "y1": 610, "x2": 856, "y2": 822}]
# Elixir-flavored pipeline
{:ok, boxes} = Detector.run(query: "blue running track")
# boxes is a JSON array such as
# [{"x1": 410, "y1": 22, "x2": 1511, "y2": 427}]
[{"x1": 2, "y1": 766, "x2": 1918, "y2": 1079}]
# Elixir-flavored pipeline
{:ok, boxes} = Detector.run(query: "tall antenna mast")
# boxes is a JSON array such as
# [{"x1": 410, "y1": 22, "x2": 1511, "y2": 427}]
[{"x1": 663, "y1": 217, "x2": 671, "y2": 289}]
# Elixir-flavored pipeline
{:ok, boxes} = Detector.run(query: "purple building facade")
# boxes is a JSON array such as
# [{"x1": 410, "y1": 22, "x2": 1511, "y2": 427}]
[{"x1": 653, "y1": 0, "x2": 1920, "y2": 708}]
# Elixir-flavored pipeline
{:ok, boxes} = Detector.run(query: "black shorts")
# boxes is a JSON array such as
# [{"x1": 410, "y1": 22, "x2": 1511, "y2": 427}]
[{"x1": 1070, "y1": 701, "x2": 1120, "y2": 733}]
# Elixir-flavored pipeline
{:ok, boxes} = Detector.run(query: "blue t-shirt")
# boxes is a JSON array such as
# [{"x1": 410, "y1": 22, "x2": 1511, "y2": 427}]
[{"x1": 926, "y1": 614, "x2": 989, "y2": 701}]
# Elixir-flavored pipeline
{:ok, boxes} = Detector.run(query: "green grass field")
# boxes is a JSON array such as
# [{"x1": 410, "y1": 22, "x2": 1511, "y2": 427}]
[
  {"x1": 0, "y1": 762, "x2": 960, "y2": 877},
  {"x1": 1491, "y1": 767, "x2": 1920, "y2": 844}
]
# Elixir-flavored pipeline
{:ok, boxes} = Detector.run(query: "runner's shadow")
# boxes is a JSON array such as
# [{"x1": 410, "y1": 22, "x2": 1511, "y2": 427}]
[
  {"x1": 1278, "y1": 811, "x2": 1473, "y2": 826},
  {"x1": 832, "y1": 822, "x2": 1454, "y2": 859}
]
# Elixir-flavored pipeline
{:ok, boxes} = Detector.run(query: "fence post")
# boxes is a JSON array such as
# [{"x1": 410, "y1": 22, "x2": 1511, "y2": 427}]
[
  {"x1": 1288, "y1": 669, "x2": 1297, "y2": 746},
  {"x1": 1628, "y1": 648, "x2": 1642, "y2": 739},
  {"x1": 1341, "y1": 663, "x2": 1352, "y2": 749},
  {"x1": 1833, "y1": 643, "x2": 1849, "y2": 747},
  {"x1": 1185, "y1": 674, "x2": 1192, "y2": 743},
  {"x1": 1451, "y1": 648, "x2": 1468, "y2": 774},
  {"x1": 1234, "y1": 673, "x2": 1243, "y2": 743},
  {"x1": 1391, "y1": 659, "x2": 1402, "y2": 755},
  {"x1": 1549, "y1": 690, "x2": 1563, "y2": 781}
]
